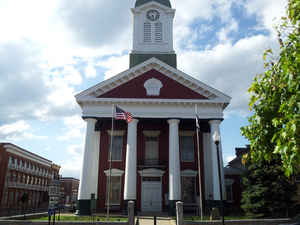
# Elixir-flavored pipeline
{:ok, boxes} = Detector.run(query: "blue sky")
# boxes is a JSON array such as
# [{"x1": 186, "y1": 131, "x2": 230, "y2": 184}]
[{"x1": 0, "y1": 0, "x2": 287, "y2": 178}]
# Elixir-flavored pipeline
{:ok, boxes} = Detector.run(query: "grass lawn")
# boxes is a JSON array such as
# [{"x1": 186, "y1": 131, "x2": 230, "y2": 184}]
[
  {"x1": 184, "y1": 215, "x2": 255, "y2": 221},
  {"x1": 33, "y1": 214, "x2": 128, "y2": 222}
]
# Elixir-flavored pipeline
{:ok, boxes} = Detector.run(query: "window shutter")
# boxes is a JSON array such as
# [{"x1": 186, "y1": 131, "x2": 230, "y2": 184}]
[
  {"x1": 144, "y1": 22, "x2": 152, "y2": 42},
  {"x1": 155, "y1": 22, "x2": 163, "y2": 42}
]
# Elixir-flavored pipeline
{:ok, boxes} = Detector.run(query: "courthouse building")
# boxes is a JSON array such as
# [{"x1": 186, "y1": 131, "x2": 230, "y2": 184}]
[
  {"x1": 76, "y1": 0, "x2": 231, "y2": 215},
  {"x1": 0, "y1": 143, "x2": 60, "y2": 214}
]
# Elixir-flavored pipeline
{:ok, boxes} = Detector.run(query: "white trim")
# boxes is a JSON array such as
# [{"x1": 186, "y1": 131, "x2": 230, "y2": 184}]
[
  {"x1": 75, "y1": 58, "x2": 231, "y2": 104},
  {"x1": 181, "y1": 169, "x2": 197, "y2": 177},
  {"x1": 104, "y1": 168, "x2": 124, "y2": 177},
  {"x1": 143, "y1": 130, "x2": 161, "y2": 137},
  {"x1": 4, "y1": 145, "x2": 53, "y2": 167},
  {"x1": 138, "y1": 168, "x2": 165, "y2": 177},
  {"x1": 107, "y1": 130, "x2": 125, "y2": 136}
]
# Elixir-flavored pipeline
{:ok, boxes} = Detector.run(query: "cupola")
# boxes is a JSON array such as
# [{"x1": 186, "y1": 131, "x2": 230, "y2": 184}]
[{"x1": 130, "y1": 0, "x2": 177, "y2": 68}]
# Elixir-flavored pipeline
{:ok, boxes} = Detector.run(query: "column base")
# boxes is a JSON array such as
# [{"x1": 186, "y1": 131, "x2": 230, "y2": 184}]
[
  {"x1": 168, "y1": 200, "x2": 179, "y2": 216},
  {"x1": 75, "y1": 200, "x2": 91, "y2": 216}
]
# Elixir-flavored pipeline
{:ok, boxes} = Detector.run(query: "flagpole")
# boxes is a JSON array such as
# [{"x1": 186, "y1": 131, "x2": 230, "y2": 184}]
[
  {"x1": 195, "y1": 104, "x2": 204, "y2": 220},
  {"x1": 107, "y1": 104, "x2": 115, "y2": 220}
]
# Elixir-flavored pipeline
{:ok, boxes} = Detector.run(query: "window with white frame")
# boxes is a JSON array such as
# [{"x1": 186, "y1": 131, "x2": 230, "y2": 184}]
[
  {"x1": 180, "y1": 133, "x2": 195, "y2": 162},
  {"x1": 181, "y1": 176, "x2": 197, "y2": 204},
  {"x1": 104, "y1": 169, "x2": 124, "y2": 206},
  {"x1": 106, "y1": 176, "x2": 121, "y2": 205},
  {"x1": 108, "y1": 135, "x2": 123, "y2": 161}
]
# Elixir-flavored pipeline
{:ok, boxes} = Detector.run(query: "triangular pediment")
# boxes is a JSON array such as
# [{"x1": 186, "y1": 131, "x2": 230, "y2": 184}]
[{"x1": 76, "y1": 57, "x2": 231, "y2": 106}]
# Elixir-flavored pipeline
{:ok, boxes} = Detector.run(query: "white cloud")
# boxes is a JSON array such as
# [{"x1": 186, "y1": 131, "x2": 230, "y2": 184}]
[
  {"x1": 85, "y1": 64, "x2": 97, "y2": 78},
  {"x1": 60, "y1": 144, "x2": 84, "y2": 178},
  {"x1": 98, "y1": 55, "x2": 129, "y2": 80},
  {"x1": 0, "y1": 120, "x2": 47, "y2": 142},
  {"x1": 179, "y1": 34, "x2": 278, "y2": 115},
  {"x1": 244, "y1": 0, "x2": 286, "y2": 33},
  {"x1": 0, "y1": 121, "x2": 30, "y2": 135},
  {"x1": 59, "y1": 115, "x2": 86, "y2": 141}
]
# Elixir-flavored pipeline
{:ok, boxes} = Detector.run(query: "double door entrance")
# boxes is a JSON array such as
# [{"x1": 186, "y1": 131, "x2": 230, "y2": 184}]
[{"x1": 141, "y1": 178, "x2": 162, "y2": 212}]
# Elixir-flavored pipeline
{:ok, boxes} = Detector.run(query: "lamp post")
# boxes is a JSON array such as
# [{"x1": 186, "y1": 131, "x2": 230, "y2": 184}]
[{"x1": 213, "y1": 131, "x2": 225, "y2": 225}]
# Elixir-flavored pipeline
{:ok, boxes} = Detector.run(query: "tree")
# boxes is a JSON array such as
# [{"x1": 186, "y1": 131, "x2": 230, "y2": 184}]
[
  {"x1": 241, "y1": 0, "x2": 300, "y2": 177},
  {"x1": 241, "y1": 157, "x2": 297, "y2": 218}
]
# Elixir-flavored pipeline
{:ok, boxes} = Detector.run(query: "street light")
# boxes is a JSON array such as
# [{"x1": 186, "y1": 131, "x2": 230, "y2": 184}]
[{"x1": 213, "y1": 131, "x2": 225, "y2": 225}]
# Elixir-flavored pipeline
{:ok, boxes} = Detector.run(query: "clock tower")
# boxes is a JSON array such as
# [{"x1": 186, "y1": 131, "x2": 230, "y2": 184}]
[{"x1": 130, "y1": 0, "x2": 177, "y2": 68}]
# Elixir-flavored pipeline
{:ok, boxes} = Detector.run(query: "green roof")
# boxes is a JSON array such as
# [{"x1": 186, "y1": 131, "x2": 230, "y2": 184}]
[{"x1": 135, "y1": 0, "x2": 171, "y2": 8}]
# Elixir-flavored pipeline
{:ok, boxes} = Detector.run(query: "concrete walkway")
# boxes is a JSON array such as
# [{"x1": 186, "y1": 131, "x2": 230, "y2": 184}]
[{"x1": 137, "y1": 216, "x2": 176, "y2": 225}]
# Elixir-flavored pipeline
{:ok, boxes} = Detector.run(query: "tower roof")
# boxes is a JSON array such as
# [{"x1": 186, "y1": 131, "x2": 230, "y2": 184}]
[{"x1": 135, "y1": 0, "x2": 171, "y2": 8}]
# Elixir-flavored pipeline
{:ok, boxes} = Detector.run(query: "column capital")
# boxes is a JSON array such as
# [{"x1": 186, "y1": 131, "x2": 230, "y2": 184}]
[
  {"x1": 129, "y1": 119, "x2": 139, "y2": 125},
  {"x1": 84, "y1": 118, "x2": 97, "y2": 124},
  {"x1": 168, "y1": 119, "x2": 180, "y2": 125}
]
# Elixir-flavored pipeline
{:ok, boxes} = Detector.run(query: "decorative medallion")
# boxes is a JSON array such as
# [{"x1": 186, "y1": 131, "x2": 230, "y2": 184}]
[
  {"x1": 144, "y1": 78, "x2": 163, "y2": 96},
  {"x1": 146, "y1": 9, "x2": 160, "y2": 21}
]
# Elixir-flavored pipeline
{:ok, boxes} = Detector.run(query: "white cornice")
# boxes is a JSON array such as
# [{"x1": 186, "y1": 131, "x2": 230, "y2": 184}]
[
  {"x1": 75, "y1": 58, "x2": 231, "y2": 106},
  {"x1": 78, "y1": 97, "x2": 228, "y2": 107},
  {"x1": 4, "y1": 144, "x2": 53, "y2": 167},
  {"x1": 143, "y1": 130, "x2": 161, "y2": 137},
  {"x1": 107, "y1": 130, "x2": 125, "y2": 136},
  {"x1": 104, "y1": 168, "x2": 124, "y2": 177},
  {"x1": 138, "y1": 168, "x2": 165, "y2": 177}
]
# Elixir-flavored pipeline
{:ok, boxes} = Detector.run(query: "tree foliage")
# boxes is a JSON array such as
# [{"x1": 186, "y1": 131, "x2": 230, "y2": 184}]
[
  {"x1": 241, "y1": 0, "x2": 300, "y2": 176},
  {"x1": 241, "y1": 157, "x2": 297, "y2": 218}
]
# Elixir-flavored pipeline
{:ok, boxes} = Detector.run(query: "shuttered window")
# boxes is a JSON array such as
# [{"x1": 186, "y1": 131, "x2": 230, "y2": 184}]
[
  {"x1": 155, "y1": 22, "x2": 163, "y2": 42},
  {"x1": 144, "y1": 22, "x2": 152, "y2": 42}
]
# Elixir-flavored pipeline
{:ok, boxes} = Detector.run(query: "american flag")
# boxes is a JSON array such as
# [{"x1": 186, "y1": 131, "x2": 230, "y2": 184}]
[
  {"x1": 115, "y1": 106, "x2": 133, "y2": 123},
  {"x1": 196, "y1": 114, "x2": 200, "y2": 130}
]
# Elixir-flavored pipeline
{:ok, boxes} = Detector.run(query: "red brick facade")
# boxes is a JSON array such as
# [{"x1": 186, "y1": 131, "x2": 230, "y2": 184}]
[
  {"x1": 96, "y1": 119, "x2": 206, "y2": 212},
  {"x1": 0, "y1": 143, "x2": 60, "y2": 213},
  {"x1": 60, "y1": 178, "x2": 79, "y2": 206}
]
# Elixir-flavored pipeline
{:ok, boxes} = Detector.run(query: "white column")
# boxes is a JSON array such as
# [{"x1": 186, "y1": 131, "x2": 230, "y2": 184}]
[
  {"x1": 203, "y1": 132, "x2": 213, "y2": 200},
  {"x1": 78, "y1": 118, "x2": 100, "y2": 200},
  {"x1": 209, "y1": 120, "x2": 224, "y2": 200},
  {"x1": 168, "y1": 119, "x2": 181, "y2": 201},
  {"x1": 124, "y1": 119, "x2": 139, "y2": 200}
]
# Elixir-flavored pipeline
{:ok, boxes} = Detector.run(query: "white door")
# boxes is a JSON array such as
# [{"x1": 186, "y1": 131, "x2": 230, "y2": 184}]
[{"x1": 141, "y1": 181, "x2": 162, "y2": 212}]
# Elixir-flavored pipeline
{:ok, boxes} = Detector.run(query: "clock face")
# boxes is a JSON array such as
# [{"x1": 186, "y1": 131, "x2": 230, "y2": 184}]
[{"x1": 146, "y1": 9, "x2": 160, "y2": 21}]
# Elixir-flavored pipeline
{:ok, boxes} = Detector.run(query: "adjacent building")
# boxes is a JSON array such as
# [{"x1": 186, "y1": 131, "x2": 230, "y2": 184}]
[
  {"x1": 60, "y1": 177, "x2": 79, "y2": 206},
  {"x1": 75, "y1": 0, "x2": 231, "y2": 215},
  {"x1": 224, "y1": 145, "x2": 249, "y2": 208},
  {"x1": 0, "y1": 143, "x2": 60, "y2": 213}
]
